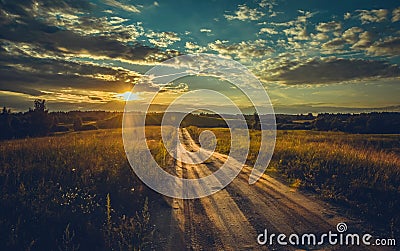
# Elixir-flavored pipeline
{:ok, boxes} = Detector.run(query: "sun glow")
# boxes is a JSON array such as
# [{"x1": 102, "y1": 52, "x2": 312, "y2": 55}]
[{"x1": 115, "y1": 91, "x2": 142, "y2": 101}]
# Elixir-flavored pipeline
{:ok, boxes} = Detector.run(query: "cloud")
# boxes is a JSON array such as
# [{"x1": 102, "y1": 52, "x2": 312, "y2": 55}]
[
  {"x1": 281, "y1": 11, "x2": 317, "y2": 41},
  {"x1": 159, "y1": 82, "x2": 189, "y2": 93},
  {"x1": 0, "y1": 49, "x2": 140, "y2": 94},
  {"x1": 392, "y1": 7, "x2": 400, "y2": 22},
  {"x1": 0, "y1": 0, "x2": 159, "y2": 62},
  {"x1": 310, "y1": 32, "x2": 329, "y2": 41},
  {"x1": 0, "y1": 88, "x2": 125, "y2": 111},
  {"x1": 184, "y1": 42, "x2": 206, "y2": 53},
  {"x1": 259, "y1": 27, "x2": 278, "y2": 35},
  {"x1": 357, "y1": 9, "x2": 388, "y2": 24},
  {"x1": 143, "y1": 49, "x2": 180, "y2": 63},
  {"x1": 185, "y1": 42, "x2": 200, "y2": 50},
  {"x1": 200, "y1": 28, "x2": 212, "y2": 33},
  {"x1": 2, "y1": 0, "x2": 399, "y2": 112},
  {"x1": 342, "y1": 27, "x2": 363, "y2": 43},
  {"x1": 31, "y1": 1, "x2": 145, "y2": 44},
  {"x1": 102, "y1": 0, "x2": 141, "y2": 13},
  {"x1": 0, "y1": 0, "x2": 166, "y2": 108},
  {"x1": 224, "y1": 4, "x2": 265, "y2": 21},
  {"x1": 315, "y1": 21, "x2": 342, "y2": 33},
  {"x1": 366, "y1": 36, "x2": 400, "y2": 56},
  {"x1": 283, "y1": 25, "x2": 308, "y2": 40},
  {"x1": 147, "y1": 31, "x2": 181, "y2": 48},
  {"x1": 266, "y1": 57, "x2": 400, "y2": 85},
  {"x1": 351, "y1": 31, "x2": 374, "y2": 49},
  {"x1": 258, "y1": 0, "x2": 278, "y2": 17},
  {"x1": 41, "y1": 88, "x2": 119, "y2": 104},
  {"x1": 208, "y1": 39, "x2": 273, "y2": 61},
  {"x1": 258, "y1": 0, "x2": 275, "y2": 9},
  {"x1": 344, "y1": 12, "x2": 351, "y2": 20},
  {"x1": 321, "y1": 38, "x2": 347, "y2": 52},
  {"x1": 131, "y1": 81, "x2": 160, "y2": 92}
]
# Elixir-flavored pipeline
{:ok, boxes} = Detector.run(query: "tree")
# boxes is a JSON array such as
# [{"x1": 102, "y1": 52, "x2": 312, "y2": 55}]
[
  {"x1": 27, "y1": 99, "x2": 53, "y2": 136},
  {"x1": 313, "y1": 116, "x2": 329, "y2": 131},
  {"x1": 73, "y1": 117, "x2": 83, "y2": 131},
  {"x1": 1, "y1": 106, "x2": 11, "y2": 115},
  {"x1": 366, "y1": 116, "x2": 381, "y2": 133},
  {"x1": 0, "y1": 107, "x2": 13, "y2": 139},
  {"x1": 34, "y1": 99, "x2": 47, "y2": 113},
  {"x1": 251, "y1": 112, "x2": 260, "y2": 130}
]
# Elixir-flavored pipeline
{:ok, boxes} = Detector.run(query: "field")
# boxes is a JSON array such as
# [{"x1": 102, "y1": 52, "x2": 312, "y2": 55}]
[
  {"x1": 0, "y1": 127, "x2": 399, "y2": 250},
  {"x1": 187, "y1": 127, "x2": 400, "y2": 237},
  {"x1": 0, "y1": 128, "x2": 168, "y2": 251}
]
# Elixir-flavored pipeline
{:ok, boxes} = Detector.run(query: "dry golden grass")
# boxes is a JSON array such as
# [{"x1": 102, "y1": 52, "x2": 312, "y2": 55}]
[
  {"x1": 1, "y1": 126, "x2": 399, "y2": 249},
  {"x1": 199, "y1": 128, "x2": 400, "y2": 237},
  {"x1": 0, "y1": 128, "x2": 161, "y2": 250}
]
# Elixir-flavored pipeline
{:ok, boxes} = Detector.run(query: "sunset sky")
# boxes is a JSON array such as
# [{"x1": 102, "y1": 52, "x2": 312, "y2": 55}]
[{"x1": 1, "y1": 0, "x2": 399, "y2": 113}]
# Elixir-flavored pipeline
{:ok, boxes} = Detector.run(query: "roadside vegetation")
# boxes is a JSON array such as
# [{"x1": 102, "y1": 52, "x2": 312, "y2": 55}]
[
  {"x1": 188, "y1": 127, "x2": 400, "y2": 237},
  {"x1": 0, "y1": 128, "x2": 164, "y2": 250}
]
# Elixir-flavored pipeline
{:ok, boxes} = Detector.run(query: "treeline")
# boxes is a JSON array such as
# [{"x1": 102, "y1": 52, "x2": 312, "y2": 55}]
[
  {"x1": 0, "y1": 100, "x2": 121, "y2": 140},
  {"x1": 249, "y1": 112, "x2": 399, "y2": 134},
  {"x1": 1, "y1": 100, "x2": 399, "y2": 140},
  {"x1": 313, "y1": 112, "x2": 400, "y2": 134},
  {"x1": 0, "y1": 100, "x2": 53, "y2": 139}
]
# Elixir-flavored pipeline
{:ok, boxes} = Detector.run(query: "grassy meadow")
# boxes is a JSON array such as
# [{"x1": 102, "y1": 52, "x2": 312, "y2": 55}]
[
  {"x1": 0, "y1": 128, "x2": 168, "y2": 251},
  {"x1": 187, "y1": 126, "x2": 400, "y2": 237},
  {"x1": 1, "y1": 126, "x2": 399, "y2": 250}
]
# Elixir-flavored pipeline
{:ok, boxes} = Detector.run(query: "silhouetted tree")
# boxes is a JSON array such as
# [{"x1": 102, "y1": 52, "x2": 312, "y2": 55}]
[
  {"x1": 2, "y1": 106, "x2": 11, "y2": 115},
  {"x1": 251, "y1": 112, "x2": 260, "y2": 130},
  {"x1": 34, "y1": 99, "x2": 47, "y2": 112},
  {"x1": 313, "y1": 115, "x2": 330, "y2": 131},
  {"x1": 0, "y1": 107, "x2": 13, "y2": 139},
  {"x1": 306, "y1": 112, "x2": 314, "y2": 120},
  {"x1": 73, "y1": 117, "x2": 83, "y2": 131},
  {"x1": 27, "y1": 99, "x2": 53, "y2": 137}
]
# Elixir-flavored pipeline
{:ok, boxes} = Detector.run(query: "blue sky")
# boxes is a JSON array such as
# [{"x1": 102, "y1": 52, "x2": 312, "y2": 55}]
[{"x1": 0, "y1": 0, "x2": 399, "y2": 113}]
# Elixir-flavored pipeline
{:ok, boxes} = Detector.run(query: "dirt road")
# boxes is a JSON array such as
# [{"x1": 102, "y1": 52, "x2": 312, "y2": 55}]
[{"x1": 151, "y1": 128, "x2": 390, "y2": 251}]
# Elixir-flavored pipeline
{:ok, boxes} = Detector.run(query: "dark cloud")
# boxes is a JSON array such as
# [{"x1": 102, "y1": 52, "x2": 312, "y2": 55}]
[
  {"x1": 351, "y1": 31, "x2": 375, "y2": 49},
  {"x1": 0, "y1": 51, "x2": 140, "y2": 93},
  {"x1": 321, "y1": 38, "x2": 347, "y2": 52},
  {"x1": 357, "y1": 9, "x2": 388, "y2": 24},
  {"x1": 367, "y1": 36, "x2": 400, "y2": 56},
  {"x1": 89, "y1": 96, "x2": 104, "y2": 101},
  {"x1": 0, "y1": 14, "x2": 158, "y2": 62},
  {"x1": 268, "y1": 57, "x2": 400, "y2": 85},
  {"x1": 0, "y1": 0, "x2": 165, "y2": 104},
  {"x1": 315, "y1": 21, "x2": 342, "y2": 33},
  {"x1": 132, "y1": 81, "x2": 160, "y2": 92}
]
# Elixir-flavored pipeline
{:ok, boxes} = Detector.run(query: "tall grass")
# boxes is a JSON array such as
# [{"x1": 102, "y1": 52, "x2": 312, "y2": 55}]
[
  {"x1": 271, "y1": 131, "x2": 400, "y2": 236},
  {"x1": 0, "y1": 129, "x2": 159, "y2": 250},
  {"x1": 189, "y1": 127, "x2": 400, "y2": 237},
  {"x1": 2, "y1": 126, "x2": 398, "y2": 249}
]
